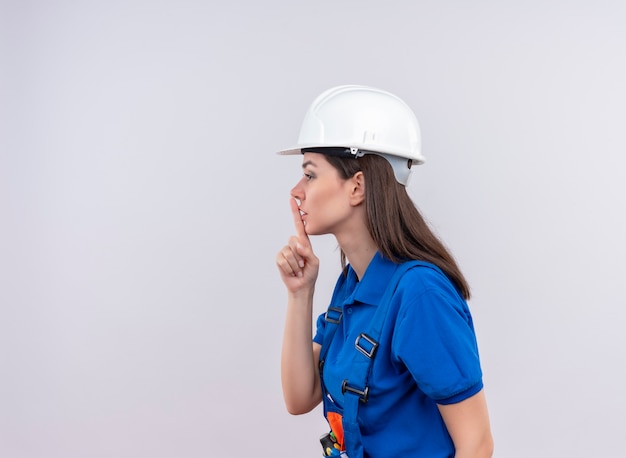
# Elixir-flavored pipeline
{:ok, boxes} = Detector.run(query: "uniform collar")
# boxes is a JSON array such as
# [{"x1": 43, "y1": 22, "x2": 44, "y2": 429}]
[{"x1": 346, "y1": 252, "x2": 398, "y2": 307}]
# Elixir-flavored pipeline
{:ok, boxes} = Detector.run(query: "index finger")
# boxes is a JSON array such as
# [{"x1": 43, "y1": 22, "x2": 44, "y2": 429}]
[{"x1": 289, "y1": 197, "x2": 309, "y2": 242}]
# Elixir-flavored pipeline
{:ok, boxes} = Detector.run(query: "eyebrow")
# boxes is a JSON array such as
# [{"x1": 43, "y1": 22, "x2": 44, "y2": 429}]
[{"x1": 301, "y1": 160, "x2": 317, "y2": 169}]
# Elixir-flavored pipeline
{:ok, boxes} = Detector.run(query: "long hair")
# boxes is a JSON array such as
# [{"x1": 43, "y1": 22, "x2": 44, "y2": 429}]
[{"x1": 324, "y1": 154, "x2": 471, "y2": 300}]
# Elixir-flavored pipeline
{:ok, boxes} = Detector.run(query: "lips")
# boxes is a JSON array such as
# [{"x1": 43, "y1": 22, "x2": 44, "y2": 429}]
[{"x1": 299, "y1": 209, "x2": 308, "y2": 225}]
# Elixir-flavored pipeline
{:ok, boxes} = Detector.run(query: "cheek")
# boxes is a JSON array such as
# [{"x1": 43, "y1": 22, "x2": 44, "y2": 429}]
[
  {"x1": 307, "y1": 179, "x2": 347, "y2": 209},
  {"x1": 316, "y1": 188, "x2": 341, "y2": 209}
]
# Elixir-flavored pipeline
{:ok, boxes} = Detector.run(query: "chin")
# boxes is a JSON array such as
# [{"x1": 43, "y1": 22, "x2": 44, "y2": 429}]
[
  {"x1": 303, "y1": 224, "x2": 319, "y2": 236},
  {"x1": 305, "y1": 227, "x2": 331, "y2": 237}
]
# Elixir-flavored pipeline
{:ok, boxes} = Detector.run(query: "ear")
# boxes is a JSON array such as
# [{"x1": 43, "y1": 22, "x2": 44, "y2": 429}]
[{"x1": 348, "y1": 171, "x2": 366, "y2": 206}]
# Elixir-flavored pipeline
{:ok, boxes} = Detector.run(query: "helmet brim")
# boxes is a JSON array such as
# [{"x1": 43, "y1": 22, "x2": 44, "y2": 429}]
[{"x1": 277, "y1": 144, "x2": 425, "y2": 165}]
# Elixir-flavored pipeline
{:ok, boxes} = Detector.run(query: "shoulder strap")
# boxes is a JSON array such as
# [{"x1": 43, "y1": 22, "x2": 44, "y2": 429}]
[
  {"x1": 318, "y1": 271, "x2": 350, "y2": 418},
  {"x1": 342, "y1": 260, "x2": 437, "y2": 458}
]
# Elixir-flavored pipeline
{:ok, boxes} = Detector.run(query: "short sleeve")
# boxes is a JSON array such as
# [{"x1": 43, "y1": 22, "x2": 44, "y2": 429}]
[
  {"x1": 313, "y1": 312, "x2": 327, "y2": 346},
  {"x1": 392, "y1": 273, "x2": 483, "y2": 403}
]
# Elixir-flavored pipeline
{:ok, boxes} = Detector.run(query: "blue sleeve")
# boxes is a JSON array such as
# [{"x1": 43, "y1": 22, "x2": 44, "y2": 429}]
[
  {"x1": 312, "y1": 312, "x2": 327, "y2": 346},
  {"x1": 392, "y1": 273, "x2": 483, "y2": 404}
]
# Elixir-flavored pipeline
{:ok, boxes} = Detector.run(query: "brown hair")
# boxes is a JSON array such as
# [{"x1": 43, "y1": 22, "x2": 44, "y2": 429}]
[{"x1": 324, "y1": 154, "x2": 471, "y2": 300}]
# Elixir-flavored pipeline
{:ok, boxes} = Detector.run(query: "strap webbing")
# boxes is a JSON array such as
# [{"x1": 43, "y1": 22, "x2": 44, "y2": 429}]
[
  {"x1": 320, "y1": 260, "x2": 440, "y2": 458},
  {"x1": 319, "y1": 271, "x2": 349, "y2": 418}
]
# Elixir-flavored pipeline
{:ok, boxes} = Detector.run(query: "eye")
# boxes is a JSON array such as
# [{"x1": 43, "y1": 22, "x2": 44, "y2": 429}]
[{"x1": 303, "y1": 172, "x2": 314, "y2": 181}]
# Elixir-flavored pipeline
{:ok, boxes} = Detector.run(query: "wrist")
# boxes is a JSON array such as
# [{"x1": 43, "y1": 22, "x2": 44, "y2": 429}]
[{"x1": 288, "y1": 287, "x2": 315, "y2": 303}]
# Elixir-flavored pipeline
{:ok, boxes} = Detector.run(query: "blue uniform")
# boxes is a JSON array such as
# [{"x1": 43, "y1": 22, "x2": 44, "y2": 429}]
[{"x1": 313, "y1": 252, "x2": 483, "y2": 457}]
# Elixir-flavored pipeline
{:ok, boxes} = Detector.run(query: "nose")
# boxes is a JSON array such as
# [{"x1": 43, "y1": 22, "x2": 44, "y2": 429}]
[{"x1": 290, "y1": 178, "x2": 305, "y2": 201}]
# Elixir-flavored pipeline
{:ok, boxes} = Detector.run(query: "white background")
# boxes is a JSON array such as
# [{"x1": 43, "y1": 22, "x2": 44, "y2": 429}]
[{"x1": 1, "y1": 1, "x2": 625, "y2": 456}]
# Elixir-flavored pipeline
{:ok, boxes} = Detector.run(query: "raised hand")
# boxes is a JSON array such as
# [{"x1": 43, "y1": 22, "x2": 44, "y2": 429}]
[{"x1": 276, "y1": 198, "x2": 319, "y2": 293}]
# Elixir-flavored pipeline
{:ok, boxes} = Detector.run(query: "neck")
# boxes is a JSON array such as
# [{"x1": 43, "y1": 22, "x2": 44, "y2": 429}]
[{"x1": 335, "y1": 231, "x2": 377, "y2": 280}]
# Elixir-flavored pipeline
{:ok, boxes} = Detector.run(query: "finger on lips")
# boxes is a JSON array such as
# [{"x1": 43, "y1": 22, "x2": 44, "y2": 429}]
[
  {"x1": 290, "y1": 198, "x2": 308, "y2": 240},
  {"x1": 275, "y1": 199, "x2": 310, "y2": 280}
]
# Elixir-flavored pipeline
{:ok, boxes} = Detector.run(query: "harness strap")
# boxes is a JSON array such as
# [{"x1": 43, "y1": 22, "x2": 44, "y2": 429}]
[
  {"x1": 321, "y1": 260, "x2": 441, "y2": 458},
  {"x1": 344, "y1": 261, "x2": 428, "y2": 458},
  {"x1": 319, "y1": 270, "x2": 350, "y2": 419}
]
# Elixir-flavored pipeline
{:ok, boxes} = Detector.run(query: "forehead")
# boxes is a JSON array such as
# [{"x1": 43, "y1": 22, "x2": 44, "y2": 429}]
[{"x1": 301, "y1": 152, "x2": 329, "y2": 168}]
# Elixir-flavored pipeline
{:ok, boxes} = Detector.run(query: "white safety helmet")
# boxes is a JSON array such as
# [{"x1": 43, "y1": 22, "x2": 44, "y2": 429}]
[{"x1": 278, "y1": 85, "x2": 424, "y2": 186}]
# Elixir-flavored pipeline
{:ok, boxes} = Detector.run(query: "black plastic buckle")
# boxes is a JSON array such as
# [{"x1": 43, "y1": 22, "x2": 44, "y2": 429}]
[
  {"x1": 355, "y1": 333, "x2": 378, "y2": 359},
  {"x1": 342, "y1": 380, "x2": 369, "y2": 403},
  {"x1": 324, "y1": 307, "x2": 343, "y2": 324}
]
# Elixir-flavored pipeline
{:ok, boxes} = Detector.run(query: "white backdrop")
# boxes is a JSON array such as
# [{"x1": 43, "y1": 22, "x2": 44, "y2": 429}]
[{"x1": 1, "y1": 1, "x2": 625, "y2": 456}]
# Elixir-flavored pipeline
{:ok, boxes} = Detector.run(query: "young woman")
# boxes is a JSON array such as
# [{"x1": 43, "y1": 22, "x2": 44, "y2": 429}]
[{"x1": 276, "y1": 86, "x2": 493, "y2": 458}]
